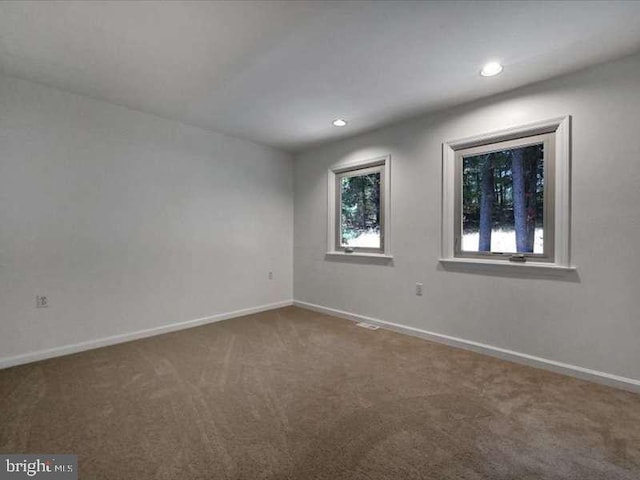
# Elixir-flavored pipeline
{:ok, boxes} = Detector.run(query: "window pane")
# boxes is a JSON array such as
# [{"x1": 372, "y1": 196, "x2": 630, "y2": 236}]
[
  {"x1": 340, "y1": 172, "x2": 381, "y2": 248},
  {"x1": 462, "y1": 144, "x2": 544, "y2": 254}
]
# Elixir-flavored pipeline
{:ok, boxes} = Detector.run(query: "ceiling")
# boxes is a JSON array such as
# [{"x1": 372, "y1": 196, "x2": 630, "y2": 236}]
[{"x1": 1, "y1": 1, "x2": 640, "y2": 152}]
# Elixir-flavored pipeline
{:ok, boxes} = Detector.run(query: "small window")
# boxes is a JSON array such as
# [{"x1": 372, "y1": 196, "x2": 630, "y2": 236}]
[
  {"x1": 336, "y1": 164, "x2": 384, "y2": 252},
  {"x1": 442, "y1": 117, "x2": 572, "y2": 269},
  {"x1": 328, "y1": 156, "x2": 391, "y2": 256}
]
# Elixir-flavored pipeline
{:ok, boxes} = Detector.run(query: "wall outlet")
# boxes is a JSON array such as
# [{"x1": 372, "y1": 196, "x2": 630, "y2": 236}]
[
  {"x1": 268, "y1": 271, "x2": 273, "y2": 280},
  {"x1": 415, "y1": 283, "x2": 423, "y2": 296},
  {"x1": 36, "y1": 295, "x2": 48, "y2": 308}
]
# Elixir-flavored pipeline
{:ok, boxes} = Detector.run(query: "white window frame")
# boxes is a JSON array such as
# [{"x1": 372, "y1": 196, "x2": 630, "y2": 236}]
[
  {"x1": 327, "y1": 155, "x2": 392, "y2": 259},
  {"x1": 441, "y1": 116, "x2": 574, "y2": 272}
]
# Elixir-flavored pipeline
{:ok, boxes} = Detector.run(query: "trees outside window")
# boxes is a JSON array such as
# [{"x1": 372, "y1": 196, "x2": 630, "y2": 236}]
[
  {"x1": 442, "y1": 117, "x2": 572, "y2": 268},
  {"x1": 327, "y1": 156, "x2": 391, "y2": 256},
  {"x1": 462, "y1": 143, "x2": 545, "y2": 254},
  {"x1": 339, "y1": 170, "x2": 381, "y2": 248}
]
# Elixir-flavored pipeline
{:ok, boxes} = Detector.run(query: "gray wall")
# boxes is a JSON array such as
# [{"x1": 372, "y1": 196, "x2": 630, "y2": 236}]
[
  {"x1": 294, "y1": 54, "x2": 640, "y2": 381},
  {"x1": 0, "y1": 74, "x2": 293, "y2": 362}
]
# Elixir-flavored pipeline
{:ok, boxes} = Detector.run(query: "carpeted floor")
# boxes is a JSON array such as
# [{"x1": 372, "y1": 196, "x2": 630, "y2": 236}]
[{"x1": 1, "y1": 306, "x2": 639, "y2": 479}]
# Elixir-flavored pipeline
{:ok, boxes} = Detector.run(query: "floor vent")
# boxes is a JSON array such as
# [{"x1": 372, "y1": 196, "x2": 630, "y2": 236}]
[{"x1": 356, "y1": 322, "x2": 380, "y2": 330}]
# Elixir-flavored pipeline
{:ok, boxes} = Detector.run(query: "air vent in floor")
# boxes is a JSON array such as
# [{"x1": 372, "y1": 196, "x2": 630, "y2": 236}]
[{"x1": 356, "y1": 322, "x2": 380, "y2": 330}]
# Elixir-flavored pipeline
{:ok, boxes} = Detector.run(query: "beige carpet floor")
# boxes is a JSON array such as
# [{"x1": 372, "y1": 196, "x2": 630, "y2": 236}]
[{"x1": 1, "y1": 306, "x2": 639, "y2": 479}]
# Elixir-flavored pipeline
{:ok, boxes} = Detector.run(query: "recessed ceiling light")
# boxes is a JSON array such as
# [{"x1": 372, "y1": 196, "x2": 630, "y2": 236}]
[
  {"x1": 332, "y1": 119, "x2": 348, "y2": 127},
  {"x1": 480, "y1": 62, "x2": 503, "y2": 77}
]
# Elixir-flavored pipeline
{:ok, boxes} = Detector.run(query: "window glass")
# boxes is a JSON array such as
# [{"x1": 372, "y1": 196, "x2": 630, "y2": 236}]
[
  {"x1": 462, "y1": 143, "x2": 544, "y2": 254},
  {"x1": 340, "y1": 171, "x2": 381, "y2": 248}
]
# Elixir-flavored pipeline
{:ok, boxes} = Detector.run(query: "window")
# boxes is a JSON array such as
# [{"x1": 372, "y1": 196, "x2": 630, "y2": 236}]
[
  {"x1": 442, "y1": 117, "x2": 572, "y2": 270},
  {"x1": 327, "y1": 155, "x2": 391, "y2": 257},
  {"x1": 457, "y1": 133, "x2": 554, "y2": 260},
  {"x1": 336, "y1": 164, "x2": 384, "y2": 252}
]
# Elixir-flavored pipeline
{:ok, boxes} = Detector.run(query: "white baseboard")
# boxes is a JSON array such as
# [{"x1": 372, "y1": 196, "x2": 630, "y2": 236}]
[
  {"x1": 0, "y1": 300, "x2": 293, "y2": 370},
  {"x1": 293, "y1": 300, "x2": 640, "y2": 394}
]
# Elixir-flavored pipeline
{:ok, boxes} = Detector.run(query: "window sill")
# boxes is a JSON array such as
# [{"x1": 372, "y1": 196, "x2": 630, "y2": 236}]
[
  {"x1": 326, "y1": 251, "x2": 393, "y2": 260},
  {"x1": 439, "y1": 257, "x2": 576, "y2": 275}
]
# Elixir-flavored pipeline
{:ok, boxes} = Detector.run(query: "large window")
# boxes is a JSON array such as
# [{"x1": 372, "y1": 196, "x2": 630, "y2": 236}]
[
  {"x1": 442, "y1": 117, "x2": 572, "y2": 270},
  {"x1": 456, "y1": 133, "x2": 554, "y2": 260},
  {"x1": 327, "y1": 156, "x2": 391, "y2": 256}
]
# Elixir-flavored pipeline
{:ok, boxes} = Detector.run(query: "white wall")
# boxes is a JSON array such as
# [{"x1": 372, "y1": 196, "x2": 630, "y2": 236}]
[
  {"x1": 294, "y1": 54, "x2": 640, "y2": 382},
  {"x1": 0, "y1": 74, "x2": 293, "y2": 363}
]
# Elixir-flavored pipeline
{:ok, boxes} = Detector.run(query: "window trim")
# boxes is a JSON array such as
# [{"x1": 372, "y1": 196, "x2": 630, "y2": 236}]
[
  {"x1": 327, "y1": 155, "x2": 391, "y2": 258},
  {"x1": 441, "y1": 116, "x2": 573, "y2": 270}
]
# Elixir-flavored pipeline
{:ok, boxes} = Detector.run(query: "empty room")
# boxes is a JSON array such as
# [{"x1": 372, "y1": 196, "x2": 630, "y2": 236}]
[{"x1": 1, "y1": 1, "x2": 640, "y2": 479}]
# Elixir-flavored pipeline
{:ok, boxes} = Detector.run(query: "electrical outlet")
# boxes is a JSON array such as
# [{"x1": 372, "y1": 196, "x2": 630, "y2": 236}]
[
  {"x1": 36, "y1": 296, "x2": 48, "y2": 308},
  {"x1": 268, "y1": 271, "x2": 273, "y2": 280},
  {"x1": 415, "y1": 283, "x2": 423, "y2": 296}
]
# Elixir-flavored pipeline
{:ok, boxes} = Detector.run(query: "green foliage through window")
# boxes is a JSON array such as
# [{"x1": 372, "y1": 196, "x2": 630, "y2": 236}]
[
  {"x1": 462, "y1": 144, "x2": 544, "y2": 253},
  {"x1": 340, "y1": 172, "x2": 381, "y2": 247}
]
